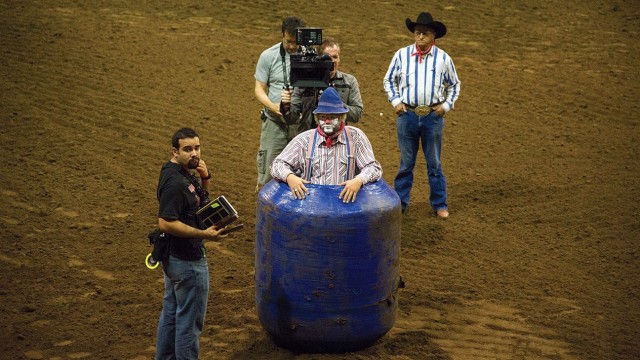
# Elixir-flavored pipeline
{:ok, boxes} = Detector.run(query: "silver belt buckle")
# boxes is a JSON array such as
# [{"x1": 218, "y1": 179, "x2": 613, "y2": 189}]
[{"x1": 414, "y1": 105, "x2": 432, "y2": 116}]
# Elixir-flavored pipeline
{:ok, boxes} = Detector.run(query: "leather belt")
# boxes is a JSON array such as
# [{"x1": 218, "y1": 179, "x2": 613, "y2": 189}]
[{"x1": 405, "y1": 102, "x2": 442, "y2": 116}]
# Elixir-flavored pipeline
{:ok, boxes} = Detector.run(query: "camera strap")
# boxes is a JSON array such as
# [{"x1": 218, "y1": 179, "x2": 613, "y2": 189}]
[
  {"x1": 279, "y1": 43, "x2": 289, "y2": 88},
  {"x1": 179, "y1": 167, "x2": 209, "y2": 208}
]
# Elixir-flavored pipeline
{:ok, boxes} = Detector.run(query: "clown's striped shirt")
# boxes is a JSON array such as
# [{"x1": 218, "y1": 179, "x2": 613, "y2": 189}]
[{"x1": 271, "y1": 127, "x2": 382, "y2": 186}]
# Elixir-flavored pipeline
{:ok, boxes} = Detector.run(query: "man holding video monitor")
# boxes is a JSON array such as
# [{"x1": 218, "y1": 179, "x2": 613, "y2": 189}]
[{"x1": 154, "y1": 127, "x2": 226, "y2": 360}]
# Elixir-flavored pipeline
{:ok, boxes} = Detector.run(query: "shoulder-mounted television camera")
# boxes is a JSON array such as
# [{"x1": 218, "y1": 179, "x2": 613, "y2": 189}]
[{"x1": 289, "y1": 28, "x2": 334, "y2": 89}]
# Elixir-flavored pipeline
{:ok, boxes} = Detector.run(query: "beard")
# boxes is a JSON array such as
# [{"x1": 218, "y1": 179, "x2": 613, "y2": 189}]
[
  {"x1": 322, "y1": 124, "x2": 337, "y2": 135},
  {"x1": 187, "y1": 158, "x2": 199, "y2": 169}
]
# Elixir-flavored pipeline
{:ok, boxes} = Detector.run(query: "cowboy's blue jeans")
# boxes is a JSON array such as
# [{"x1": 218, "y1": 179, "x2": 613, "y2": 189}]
[
  {"x1": 394, "y1": 110, "x2": 447, "y2": 212},
  {"x1": 156, "y1": 255, "x2": 209, "y2": 360}
]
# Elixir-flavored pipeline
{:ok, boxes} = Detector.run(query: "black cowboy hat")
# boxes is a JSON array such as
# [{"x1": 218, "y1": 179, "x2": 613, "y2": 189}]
[{"x1": 406, "y1": 12, "x2": 447, "y2": 39}]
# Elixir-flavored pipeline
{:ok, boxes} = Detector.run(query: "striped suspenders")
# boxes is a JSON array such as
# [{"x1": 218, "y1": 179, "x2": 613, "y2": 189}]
[{"x1": 303, "y1": 127, "x2": 356, "y2": 182}]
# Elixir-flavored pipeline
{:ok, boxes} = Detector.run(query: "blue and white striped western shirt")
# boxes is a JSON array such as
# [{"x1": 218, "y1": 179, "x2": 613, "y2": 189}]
[{"x1": 383, "y1": 44, "x2": 460, "y2": 112}]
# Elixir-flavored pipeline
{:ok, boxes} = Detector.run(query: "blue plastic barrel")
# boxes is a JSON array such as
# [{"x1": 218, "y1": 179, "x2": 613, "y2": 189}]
[{"x1": 255, "y1": 179, "x2": 402, "y2": 352}]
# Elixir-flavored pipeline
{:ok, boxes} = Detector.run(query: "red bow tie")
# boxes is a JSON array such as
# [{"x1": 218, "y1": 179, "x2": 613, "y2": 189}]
[{"x1": 316, "y1": 122, "x2": 345, "y2": 148}]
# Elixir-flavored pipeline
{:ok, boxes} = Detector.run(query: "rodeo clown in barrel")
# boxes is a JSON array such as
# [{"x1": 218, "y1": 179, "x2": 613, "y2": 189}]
[{"x1": 270, "y1": 87, "x2": 382, "y2": 202}]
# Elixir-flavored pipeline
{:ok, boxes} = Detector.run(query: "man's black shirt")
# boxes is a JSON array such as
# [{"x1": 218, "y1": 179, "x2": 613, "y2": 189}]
[{"x1": 157, "y1": 161, "x2": 205, "y2": 260}]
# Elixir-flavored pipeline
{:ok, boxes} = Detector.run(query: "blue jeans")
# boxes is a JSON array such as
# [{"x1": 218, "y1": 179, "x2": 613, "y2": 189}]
[
  {"x1": 156, "y1": 255, "x2": 209, "y2": 360},
  {"x1": 394, "y1": 111, "x2": 447, "y2": 212}
]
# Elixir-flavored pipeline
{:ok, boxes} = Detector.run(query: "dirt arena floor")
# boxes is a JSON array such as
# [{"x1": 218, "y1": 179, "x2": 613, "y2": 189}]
[{"x1": 1, "y1": 1, "x2": 639, "y2": 359}]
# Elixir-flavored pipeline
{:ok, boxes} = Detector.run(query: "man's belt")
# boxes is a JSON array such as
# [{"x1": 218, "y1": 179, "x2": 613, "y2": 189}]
[{"x1": 405, "y1": 102, "x2": 442, "y2": 116}]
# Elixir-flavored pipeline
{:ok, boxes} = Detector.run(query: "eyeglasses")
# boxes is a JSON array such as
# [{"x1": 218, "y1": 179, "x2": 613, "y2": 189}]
[{"x1": 414, "y1": 30, "x2": 434, "y2": 37}]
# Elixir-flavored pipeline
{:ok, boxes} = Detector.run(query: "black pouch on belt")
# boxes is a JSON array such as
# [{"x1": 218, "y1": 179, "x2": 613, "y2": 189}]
[{"x1": 148, "y1": 228, "x2": 170, "y2": 263}]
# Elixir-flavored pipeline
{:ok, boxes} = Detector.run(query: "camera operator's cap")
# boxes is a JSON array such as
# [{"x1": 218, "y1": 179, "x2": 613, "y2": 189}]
[
  {"x1": 313, "y1": 87, "x2": 348, "y2": 114},
  {"x1": 406, "y1": 12, "x2": 447, "y2": 39}
]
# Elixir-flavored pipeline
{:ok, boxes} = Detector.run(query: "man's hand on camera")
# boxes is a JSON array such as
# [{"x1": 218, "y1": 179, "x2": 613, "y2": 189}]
[
  {"x1": 281, "y1": 88, "x2": 292, "y2": 104},
  {"x1": 280, "y1": 88, "x2": 293, "y2": 114},
  {"x1": 286, "y1": 173, "x2": 310, "y2": 200}
]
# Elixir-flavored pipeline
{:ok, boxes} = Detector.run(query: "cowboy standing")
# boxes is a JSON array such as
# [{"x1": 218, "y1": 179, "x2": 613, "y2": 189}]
[
  {"x1": 271, "y1": 87, "x2": 382, "y2": 203},
  {"x1": 383, "y1": 12, "x2": 461, "y2": 219}
]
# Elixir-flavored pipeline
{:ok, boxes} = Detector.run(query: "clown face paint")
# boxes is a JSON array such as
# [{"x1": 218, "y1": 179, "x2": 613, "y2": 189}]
[{"x1": 316, "y1": 114, "x2": 342, "y2": 135}]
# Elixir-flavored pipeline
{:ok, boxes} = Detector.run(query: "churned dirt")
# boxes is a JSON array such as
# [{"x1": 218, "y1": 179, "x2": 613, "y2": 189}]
[{"x1": 1, "y1": 1, "x2": 639, "y2": 359}]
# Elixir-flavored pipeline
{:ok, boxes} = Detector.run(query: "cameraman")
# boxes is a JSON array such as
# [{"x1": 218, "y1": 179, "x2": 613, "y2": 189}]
[
  {"x1": 254, "y1": 16, "x2": 306, "y2": 189},
  {"x1": 155, "y1": 127, "x2": 226, "y2": 359},
  {"x1": 281, "y1": 37, "x2": 363, "y2": 131}
]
